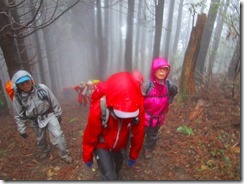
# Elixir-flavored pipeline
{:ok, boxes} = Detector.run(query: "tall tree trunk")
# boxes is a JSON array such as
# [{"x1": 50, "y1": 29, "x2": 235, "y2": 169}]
[
  {"x1": 153, "y1": 0, "x2": 164, "y2": 58},
  {"x1": 207, "y1": 0, "x2": 229, "y2": 80},
  {"x1": 183, "y1": 13, "x2": 192, "y2": 51},
  {"x1": 97, "y1": 0, "x2": 106, "y2": 79},
  {"x1": 9, "y1": 0, "x2": 31, "y2": 73},
  {"x1": 228, "y1": 36, "x2": 240, "y2": 80},
  {"x1": 29, "y1": 0, "x2": 46, "y2": 83},
  {"x1": 108, "y1": 0, "x2": 114, "y2": 74},
  {"x1": 0, "y1": 0, "x2": 22, "y2": 77},
  {"x1": 195, "y1": 0, "x2": 220, "y2": 84},
  {"x1": 178, "y1": 14, "x2": 206, "y2": 102},
  {"x1": 118, "y1": 1, "x2": 123, "y2": 69},
  {"x1": 140, "y1": 18, "x2": 147, "y2": 74},
  {"x1": 32, "y1": 30, "x2": 46, "y2": 83},
  {"x1": 0, "y1": 79, "x2": 8, "y2": 115},
  {"x1": 134, "y1": 0, "x2": 143, "y2": 68},
  {"x1": 90, "y1": 4, "x2": 98, "y2": 78},
  {"x1": 124, "y1": 0, "x2": 135, "y2": 71},
  {"x1": 163, "y1": 0, "x2": 175, "y2": 59},
  {"x1": 104, "y1": 0, "x2": 109, "y2": 76},
  {"x1": 171, "y1": 0, "x2": 184, "y2": 73},
  {"x1": 172, "y1": 0, "x2": 184, "y2": 56},
  {"x1": 42, "y1": 27, "x2": 58, "y2": 95}
]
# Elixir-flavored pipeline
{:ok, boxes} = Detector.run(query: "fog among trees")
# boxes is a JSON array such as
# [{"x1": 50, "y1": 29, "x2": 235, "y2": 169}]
[{"x1": 0, "y1": 0, "x2": 240, "y2": 100}]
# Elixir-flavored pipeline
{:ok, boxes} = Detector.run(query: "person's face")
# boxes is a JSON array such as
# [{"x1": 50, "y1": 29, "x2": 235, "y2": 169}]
[
  {"x1": 155, "y1": 67, "x2": 169, "y2": 81},
  {"x1": 17, "y1": 80, "x2": 33, "y2": 92}
]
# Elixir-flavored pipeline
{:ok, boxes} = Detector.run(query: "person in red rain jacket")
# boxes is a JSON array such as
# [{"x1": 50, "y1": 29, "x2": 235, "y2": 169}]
[
  {"x1": 82, "y1": 72, "x2": 145, "y2": 180},
  {"x1": 73, "y1": 82, "x2": 87, "y2": 106}
]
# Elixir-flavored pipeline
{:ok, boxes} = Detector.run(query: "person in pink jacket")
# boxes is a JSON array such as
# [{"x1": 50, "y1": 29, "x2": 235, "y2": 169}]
[{"x1": 142, "y1": 57, "x2": 178, "y2": 159}]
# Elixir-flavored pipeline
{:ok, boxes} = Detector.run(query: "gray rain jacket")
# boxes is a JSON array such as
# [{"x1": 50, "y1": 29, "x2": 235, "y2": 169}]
[{"x1": 13, "y1": 84, "x2": 62, "y2": 134}]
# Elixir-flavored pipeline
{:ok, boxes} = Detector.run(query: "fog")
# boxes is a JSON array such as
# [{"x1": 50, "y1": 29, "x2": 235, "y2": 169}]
[{"x1": 0, "y1": 0, "x2": 240, "y2": 98}]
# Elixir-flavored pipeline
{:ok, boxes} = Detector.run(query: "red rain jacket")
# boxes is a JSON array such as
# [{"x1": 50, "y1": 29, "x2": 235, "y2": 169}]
[{"x1": 82, "y1": 72, "x2": 145, "y2": 163}]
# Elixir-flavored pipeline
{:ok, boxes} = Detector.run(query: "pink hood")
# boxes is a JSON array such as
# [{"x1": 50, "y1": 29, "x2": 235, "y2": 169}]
[{"x1": 150, "y1": 57, "x2": 170, "y2": 82}]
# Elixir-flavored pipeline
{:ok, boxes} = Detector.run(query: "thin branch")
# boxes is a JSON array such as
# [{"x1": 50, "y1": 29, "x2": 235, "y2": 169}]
[
  {"x1": 11, "y1": 0, "x2": 44, "y2": 32},
  {"x1": 8, "y1": 0, "x2": 26, "y2": 9},
  {"x1": 9, "y1": 0, "x2": 80, "y2": 38}
]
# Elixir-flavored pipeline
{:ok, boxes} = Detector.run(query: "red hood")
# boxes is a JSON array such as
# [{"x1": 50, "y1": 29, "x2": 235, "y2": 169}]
[{"x1": 104, "y1": 72, "x2": 143, "y2": 113}]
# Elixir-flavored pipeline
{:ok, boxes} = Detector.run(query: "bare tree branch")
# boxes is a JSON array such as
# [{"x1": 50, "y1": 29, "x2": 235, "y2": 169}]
[
  {"x1": 11, "y1": 0, "x2": 44, "y2": 32},
  {"x1": 1, "y1": 0, "x2": 80, "y2": 38}
]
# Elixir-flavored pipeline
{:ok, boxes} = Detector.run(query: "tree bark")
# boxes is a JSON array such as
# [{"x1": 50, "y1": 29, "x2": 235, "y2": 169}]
[
  {"x1": 178, "y1": 14, "x2": 206, "y2": 102},
  {"x1": 228, "y1": 36, "x2": 240, "y2": 80},
  {"x1": 195, "y1": 0, "x2": 220, "y2": 84},
  {"x1": 172, "y1": 0, "x2": 184, "y2": 55},
  {"x1": 207, "y1": 0, "x2": 229, "y2": 79},
  {"x1": 42, "y1": 27, "x2": 58, "y2": 95},
  {"x1": 153, "y1": 0, "x2": 164, "y2": 58},
  {"x1": 9, "y1": 0, "x2": 32, "y2": 73},
  {"x1": 0, "y1": 0, "x2": 22, "y2": 77},
  {"x1": 124, "y1": 0, "x2": 135, "y2": 71},
  {"x1": 163, "y1": 0, "x2": 175, "y2": 58},
  {"x1": 134, "y1": 0, "x2": 143, "y2": 68},
  {"x1": 171, "y1": 0, "x2": 184, "y2": 74},
  {"x1": 97, "y1": 0, "x2": 106, "y2": 79}
]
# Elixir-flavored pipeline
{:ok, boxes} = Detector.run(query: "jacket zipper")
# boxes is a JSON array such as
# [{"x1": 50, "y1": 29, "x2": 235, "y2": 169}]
[{"x1": 113, "y1": 119, "x2": 122, "y2": 149}]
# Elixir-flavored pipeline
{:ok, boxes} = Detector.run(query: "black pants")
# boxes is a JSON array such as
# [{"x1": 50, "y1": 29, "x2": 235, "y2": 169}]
[{"x1": 94, "y1": 148, "x2": 124, "y2": 180}]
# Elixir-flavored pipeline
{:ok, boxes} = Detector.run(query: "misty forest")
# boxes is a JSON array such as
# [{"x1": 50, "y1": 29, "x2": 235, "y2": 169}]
[{"x1": 0, "y1": 0, "x2": 240, "y2": 181}]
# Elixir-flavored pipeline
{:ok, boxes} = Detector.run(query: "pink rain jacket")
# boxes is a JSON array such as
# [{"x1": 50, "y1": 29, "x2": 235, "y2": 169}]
[{"x1": 143, "y1": 58, "x2": 170, "y2": 127}]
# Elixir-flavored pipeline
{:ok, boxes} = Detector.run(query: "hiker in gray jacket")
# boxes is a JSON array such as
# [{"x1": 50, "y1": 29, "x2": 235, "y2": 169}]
[{"x1": 11, "y1": 70, "x2": 72, "y2": 163}]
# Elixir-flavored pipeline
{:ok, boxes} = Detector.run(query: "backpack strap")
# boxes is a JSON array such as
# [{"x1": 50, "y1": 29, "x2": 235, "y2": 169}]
[
  {"x1": 100, "y1": 96, "x2": 109, "y2": 128},
  {"x1": 35, "y1": 84, "x2": 47, "y2": 100},
  {"x1": 145, "y1": 80, "x2": 154, "y2": 95},
  {"x1": 166, "y1": 80, "x2": 178, "y2": 104},
  {"x1": 99, "y1": 96, "x2": 139, "y2": 128},
  {"x1": 14, "y1": 91, "x2": 24, "y2": 108},
  {"x1": 15, "y1": 84, "x2": 51, "y2": 112},
  {"x1": 166, "y1": 79, "x2": 170, "y2": 96}
]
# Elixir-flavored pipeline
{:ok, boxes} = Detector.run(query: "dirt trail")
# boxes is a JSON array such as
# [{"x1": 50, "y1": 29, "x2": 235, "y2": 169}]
[{"x1": 0, "y1": 85, "x2": 240, "y2": 181}]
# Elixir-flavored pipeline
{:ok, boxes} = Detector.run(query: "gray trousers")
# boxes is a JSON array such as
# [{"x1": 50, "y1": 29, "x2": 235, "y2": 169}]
[
  {"x1": 31, "y1": 115, "x2": 69, "y2": 158},
  {"x1": 144, "y1": 126, "x2": 160, "y2": 151},
  {"x1": 94, "y1": 148, "x2": 124, "y2": 180}
]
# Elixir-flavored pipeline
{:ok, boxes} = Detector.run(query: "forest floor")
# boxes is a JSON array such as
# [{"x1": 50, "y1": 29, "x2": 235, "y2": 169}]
[{"x1": 0, "y1": 76, "x2": 241, "y2": 181}]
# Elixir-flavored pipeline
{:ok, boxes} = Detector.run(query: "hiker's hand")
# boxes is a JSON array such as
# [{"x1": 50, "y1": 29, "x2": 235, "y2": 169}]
[
  {"x1": 85, "y1": 161, "x2": 93, "y2": 168},
  {"x1": 57, "y1": 116, "x2": 62, "y2": 123},
  {"x1": 128, "y1": 159, "x2": 136, "y2": 167},
  {"x1": 20, "y1": 133, "x2": 28, "y2": 139}
]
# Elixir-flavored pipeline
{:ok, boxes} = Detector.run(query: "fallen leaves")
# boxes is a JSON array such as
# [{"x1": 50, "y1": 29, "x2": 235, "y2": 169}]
[
  {"x1": 0, "y1": 77, "x2": 240, "y2": 180},
  {"x1": 46, "y1": 166, "x2": 60, "y2": 180}
]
